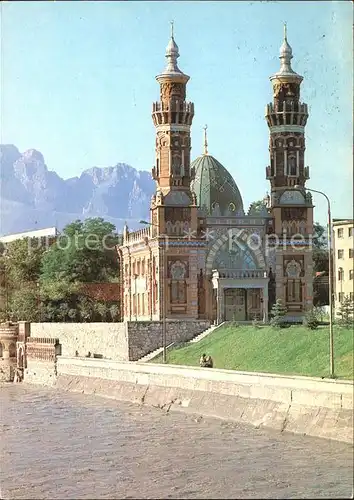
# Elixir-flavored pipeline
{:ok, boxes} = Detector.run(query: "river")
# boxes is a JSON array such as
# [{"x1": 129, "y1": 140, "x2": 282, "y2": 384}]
[{"x1": 0, "y1": 383, "x2": 353, "y2": 499}]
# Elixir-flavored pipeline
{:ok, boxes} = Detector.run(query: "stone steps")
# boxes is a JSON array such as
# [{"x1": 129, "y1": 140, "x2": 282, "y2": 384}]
[
  {"x1": 137, "y1": 343, "x2": 175, "y2": 363},
  {"x1": 137, "y1": 322, "x2": 227, "y2": 363},
  {"x1": 188, "y1": 322, "x2": 226, "y2": 343}
]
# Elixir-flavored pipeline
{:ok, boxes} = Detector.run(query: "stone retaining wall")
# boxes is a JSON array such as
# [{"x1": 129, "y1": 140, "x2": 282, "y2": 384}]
[
  {"x1": 126, "y1": 320, "x2": 210, "y2": 360},
  {"x1": 48, "y1": 357, "x2": 354, "y2": 444},
  {"x1": 30, "y1": 320, "x2": 210, "y2": 362},
  {"x1": 30, "y1": 323, "x2": 129, "y2": 360}
]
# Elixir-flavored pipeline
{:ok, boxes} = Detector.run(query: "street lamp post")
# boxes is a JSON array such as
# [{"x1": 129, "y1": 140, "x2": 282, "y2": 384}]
[
  {"x1": 140, "y1": 220, "x2": 167, "y2": 363},
  {"x1": 295, "y1": 185, "x2": 334, "y2": 378}
]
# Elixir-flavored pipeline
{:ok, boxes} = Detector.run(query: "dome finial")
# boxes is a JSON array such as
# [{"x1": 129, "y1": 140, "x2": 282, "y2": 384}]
[
  {"x1": 162, "y1": 21, "x2": 182, "y2": 74},
  {"x1": 203, "y1": 124, "x2": 208, "y2": 155},
  {"x1": 270, "y1": 23, "x2": 303, "y2": 83},
  {"x1": 170, "y1": 19, "x2": 174, "y2": 39},
  {"x1": 279, "y1": 22, "x2": 294, "y2": 74}
]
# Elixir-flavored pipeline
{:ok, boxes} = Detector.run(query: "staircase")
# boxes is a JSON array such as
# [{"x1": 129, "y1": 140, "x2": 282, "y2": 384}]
[
  {"x1": 137, "y1": 322, "x2": 226, "y2": 363},
  {"x1": 137, "y1": 342, "x2": 176, "y2": 363},
  {"x1": 187, "y1": 322, "x2": 226, "y2": 343}
]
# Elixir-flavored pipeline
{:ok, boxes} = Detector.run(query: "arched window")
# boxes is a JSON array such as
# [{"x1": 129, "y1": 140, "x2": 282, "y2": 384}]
[{"x1": 288, "y1": 155, "x2": 297, "y2": 176}]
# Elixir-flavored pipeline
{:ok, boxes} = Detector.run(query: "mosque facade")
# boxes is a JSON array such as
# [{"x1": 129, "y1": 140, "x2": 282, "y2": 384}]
[{"x1": 117, "y1": 26, "x2": 314, "y2": 324}]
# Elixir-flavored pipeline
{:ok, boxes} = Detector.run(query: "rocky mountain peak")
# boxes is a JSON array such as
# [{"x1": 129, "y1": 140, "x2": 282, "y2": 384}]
[
  {"x1": 0, "y1": 145, "x2": 155, "y2": 236},
  {"x1": 21, "y1": 148, "x2": 45, "y2": 164}
]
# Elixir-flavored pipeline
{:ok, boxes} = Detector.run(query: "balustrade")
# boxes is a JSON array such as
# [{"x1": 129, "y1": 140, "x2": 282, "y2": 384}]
[
  {"x1": 212, "y1": 269, "x2": 267, "y2": 279},
  {"x1": 124, "y1": 227, "x2": 151, "y2": 245},
  {"x1": 152, "y1": 101, "x2": 194, "y2": 113}
]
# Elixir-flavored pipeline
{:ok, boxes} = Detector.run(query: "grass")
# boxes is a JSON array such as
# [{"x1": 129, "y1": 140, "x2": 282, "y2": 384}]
[{"x1": 152, "y1": 324, "x2": 354, "y2": 380}]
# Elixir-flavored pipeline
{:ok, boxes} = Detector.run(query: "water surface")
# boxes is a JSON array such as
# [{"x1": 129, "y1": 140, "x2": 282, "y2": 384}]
[{"x1": 0, "y1": 384, "x2": 353, "y2": 499}]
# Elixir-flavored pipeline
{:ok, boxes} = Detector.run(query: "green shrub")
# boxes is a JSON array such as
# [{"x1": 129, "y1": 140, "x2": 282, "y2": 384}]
[
  {"x1": 303, "y1": 308, "x2": 319, "y2": 330},
  {"x1": 270, "y1": 299, "x2": 287, "y2": 328},
  {"x1": 252, "y1": 316, "x2": 262, "y2": 328},
  {"x1": 337, "y1": 296, "x2": 354, "y2": 327}
]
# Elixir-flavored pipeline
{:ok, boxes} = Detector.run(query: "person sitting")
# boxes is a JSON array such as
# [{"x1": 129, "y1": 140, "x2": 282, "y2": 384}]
[
  {"x1": 200, "y1": 353, "x2": 207, "y2": 367},
  {"x1": 199, "y1": 353, "x2": 213, "y2": 368},
  {"x1": 205, "y1": 355, "x2": 213, "y2": 368}
]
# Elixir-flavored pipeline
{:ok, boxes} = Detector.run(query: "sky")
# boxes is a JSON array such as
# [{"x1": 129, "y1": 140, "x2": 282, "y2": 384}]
[{"x1": 1, "y1": 0, "x2": 353, "y2": 224}]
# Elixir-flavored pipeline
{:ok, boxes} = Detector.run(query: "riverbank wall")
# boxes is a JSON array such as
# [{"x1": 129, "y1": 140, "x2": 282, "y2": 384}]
[{"x1": 25, "y1": 356, "x2": 353, "y2": 444}]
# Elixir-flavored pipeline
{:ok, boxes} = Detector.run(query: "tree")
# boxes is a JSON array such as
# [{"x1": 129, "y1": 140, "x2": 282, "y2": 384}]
[
  {"x1": 38, "y1": 280, "x2": 80, "y2": 322},
  {"x1": 40, "y1": 218, "x2": 120, "y2": 284},
  {"x1": 337, "y1": 296, "x2": 354, "y2": 327},
  {"x1": 37, "y1": 218, "x2": 121, "y2": 323},
  {"x1": 313, "y1": 222, "x2": 327, "y2": 250},
  {"x1": 109, "y1": 304, "x2": 120, "y2": 322},
  {"x1": 312, "y1": 222, "x2": 329, "y2": 306},
  {"x1": 95, "y1": 302, "x2": 109, "y2": 322},
  {"x1": 303, "y1": 308, "x2": 319, "y2": 330},
  {"x1": 8, "y1": 285, "x2": 40, "y2": 322},
  {"x1": 0, "y1": 238, "x2": 49, "y2": 321},
  {"x1": 312, "y1": 222, "x2": 329, "y2": 274},
  {"x1": 1, "y1": 238, "x2": 46, "y2": 285},
  {"x1": 77, "y1": 296, "x2": 95, "y2": 322},
  {"x1": 249, "y1": 199, "x2": 268, "y2": 215},
  {"x1": 270, "y1": 299, "x2": 287, "y2": 327}
]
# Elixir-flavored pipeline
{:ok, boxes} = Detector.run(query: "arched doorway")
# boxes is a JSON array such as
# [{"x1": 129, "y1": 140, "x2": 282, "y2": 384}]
[{"x1": 207, "y1": 229, "x2": 268, "y2": 323}]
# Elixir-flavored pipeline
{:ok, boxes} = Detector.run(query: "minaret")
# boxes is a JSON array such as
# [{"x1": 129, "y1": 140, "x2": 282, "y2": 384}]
[
  {"x1": 149, "y1": 25, "x2": 201, "y2": 322},
  {"x1": 151, "y1": 22, "x2": 195, "y2": 196},
  {"x1": 265, "y1": 25, "x2": 314, "y2": 319},
  {"x1": 265, "y1": 23, "x2": 310, "y2": 191}
]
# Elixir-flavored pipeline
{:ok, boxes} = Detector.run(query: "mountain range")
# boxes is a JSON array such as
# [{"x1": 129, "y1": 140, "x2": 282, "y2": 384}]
[{"x1": 0, "y1": 145, "x2": 156, "y2": 236}]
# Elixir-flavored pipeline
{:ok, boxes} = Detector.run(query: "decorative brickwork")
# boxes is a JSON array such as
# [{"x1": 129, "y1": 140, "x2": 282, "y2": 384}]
[
  {"x1": 265, "y1": 29, "x2": 313, "y2": 317},
  {"x1": 26, "y1": 337, "x2": 61, "y2": 362}
]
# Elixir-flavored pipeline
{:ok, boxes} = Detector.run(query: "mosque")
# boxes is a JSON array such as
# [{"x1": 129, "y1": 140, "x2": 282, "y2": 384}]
[{"x1": 117, "y1": 25, "x2": 314, "y2": 324}]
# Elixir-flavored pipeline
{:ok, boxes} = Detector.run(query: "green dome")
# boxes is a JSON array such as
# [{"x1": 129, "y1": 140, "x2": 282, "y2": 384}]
[{"x1": 190, "y1": 154, "x2": 244, "y2": 216}]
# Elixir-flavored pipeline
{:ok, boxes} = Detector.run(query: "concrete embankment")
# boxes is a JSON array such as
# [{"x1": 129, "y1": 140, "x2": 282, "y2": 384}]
[{"x1": 25, "y1": 357, "x2": 353, "y2": 444}]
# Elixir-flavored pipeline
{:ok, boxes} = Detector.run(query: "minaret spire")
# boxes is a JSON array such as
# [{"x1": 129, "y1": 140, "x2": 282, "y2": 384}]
[
  {"x1": 159, "y1": 21, "x2": 188, "y2": 76},
  {"x1": 270, "y1": 24, "x2": 302, "y2": 82},
  {"x1": 279, "y1": 23, "x2": 294, "y2": 74},
  {"x1": 203, "y1": 125, "x2": 208, "y2": 155}
]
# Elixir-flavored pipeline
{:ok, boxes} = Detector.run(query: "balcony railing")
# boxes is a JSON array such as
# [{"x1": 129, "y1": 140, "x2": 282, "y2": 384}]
[
  {"x1": 152, "y1": 101, "x2": 194, "y2": 113},
  {"x1": 212, "y1": 269, "x2": 267, "y2": 279}
]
